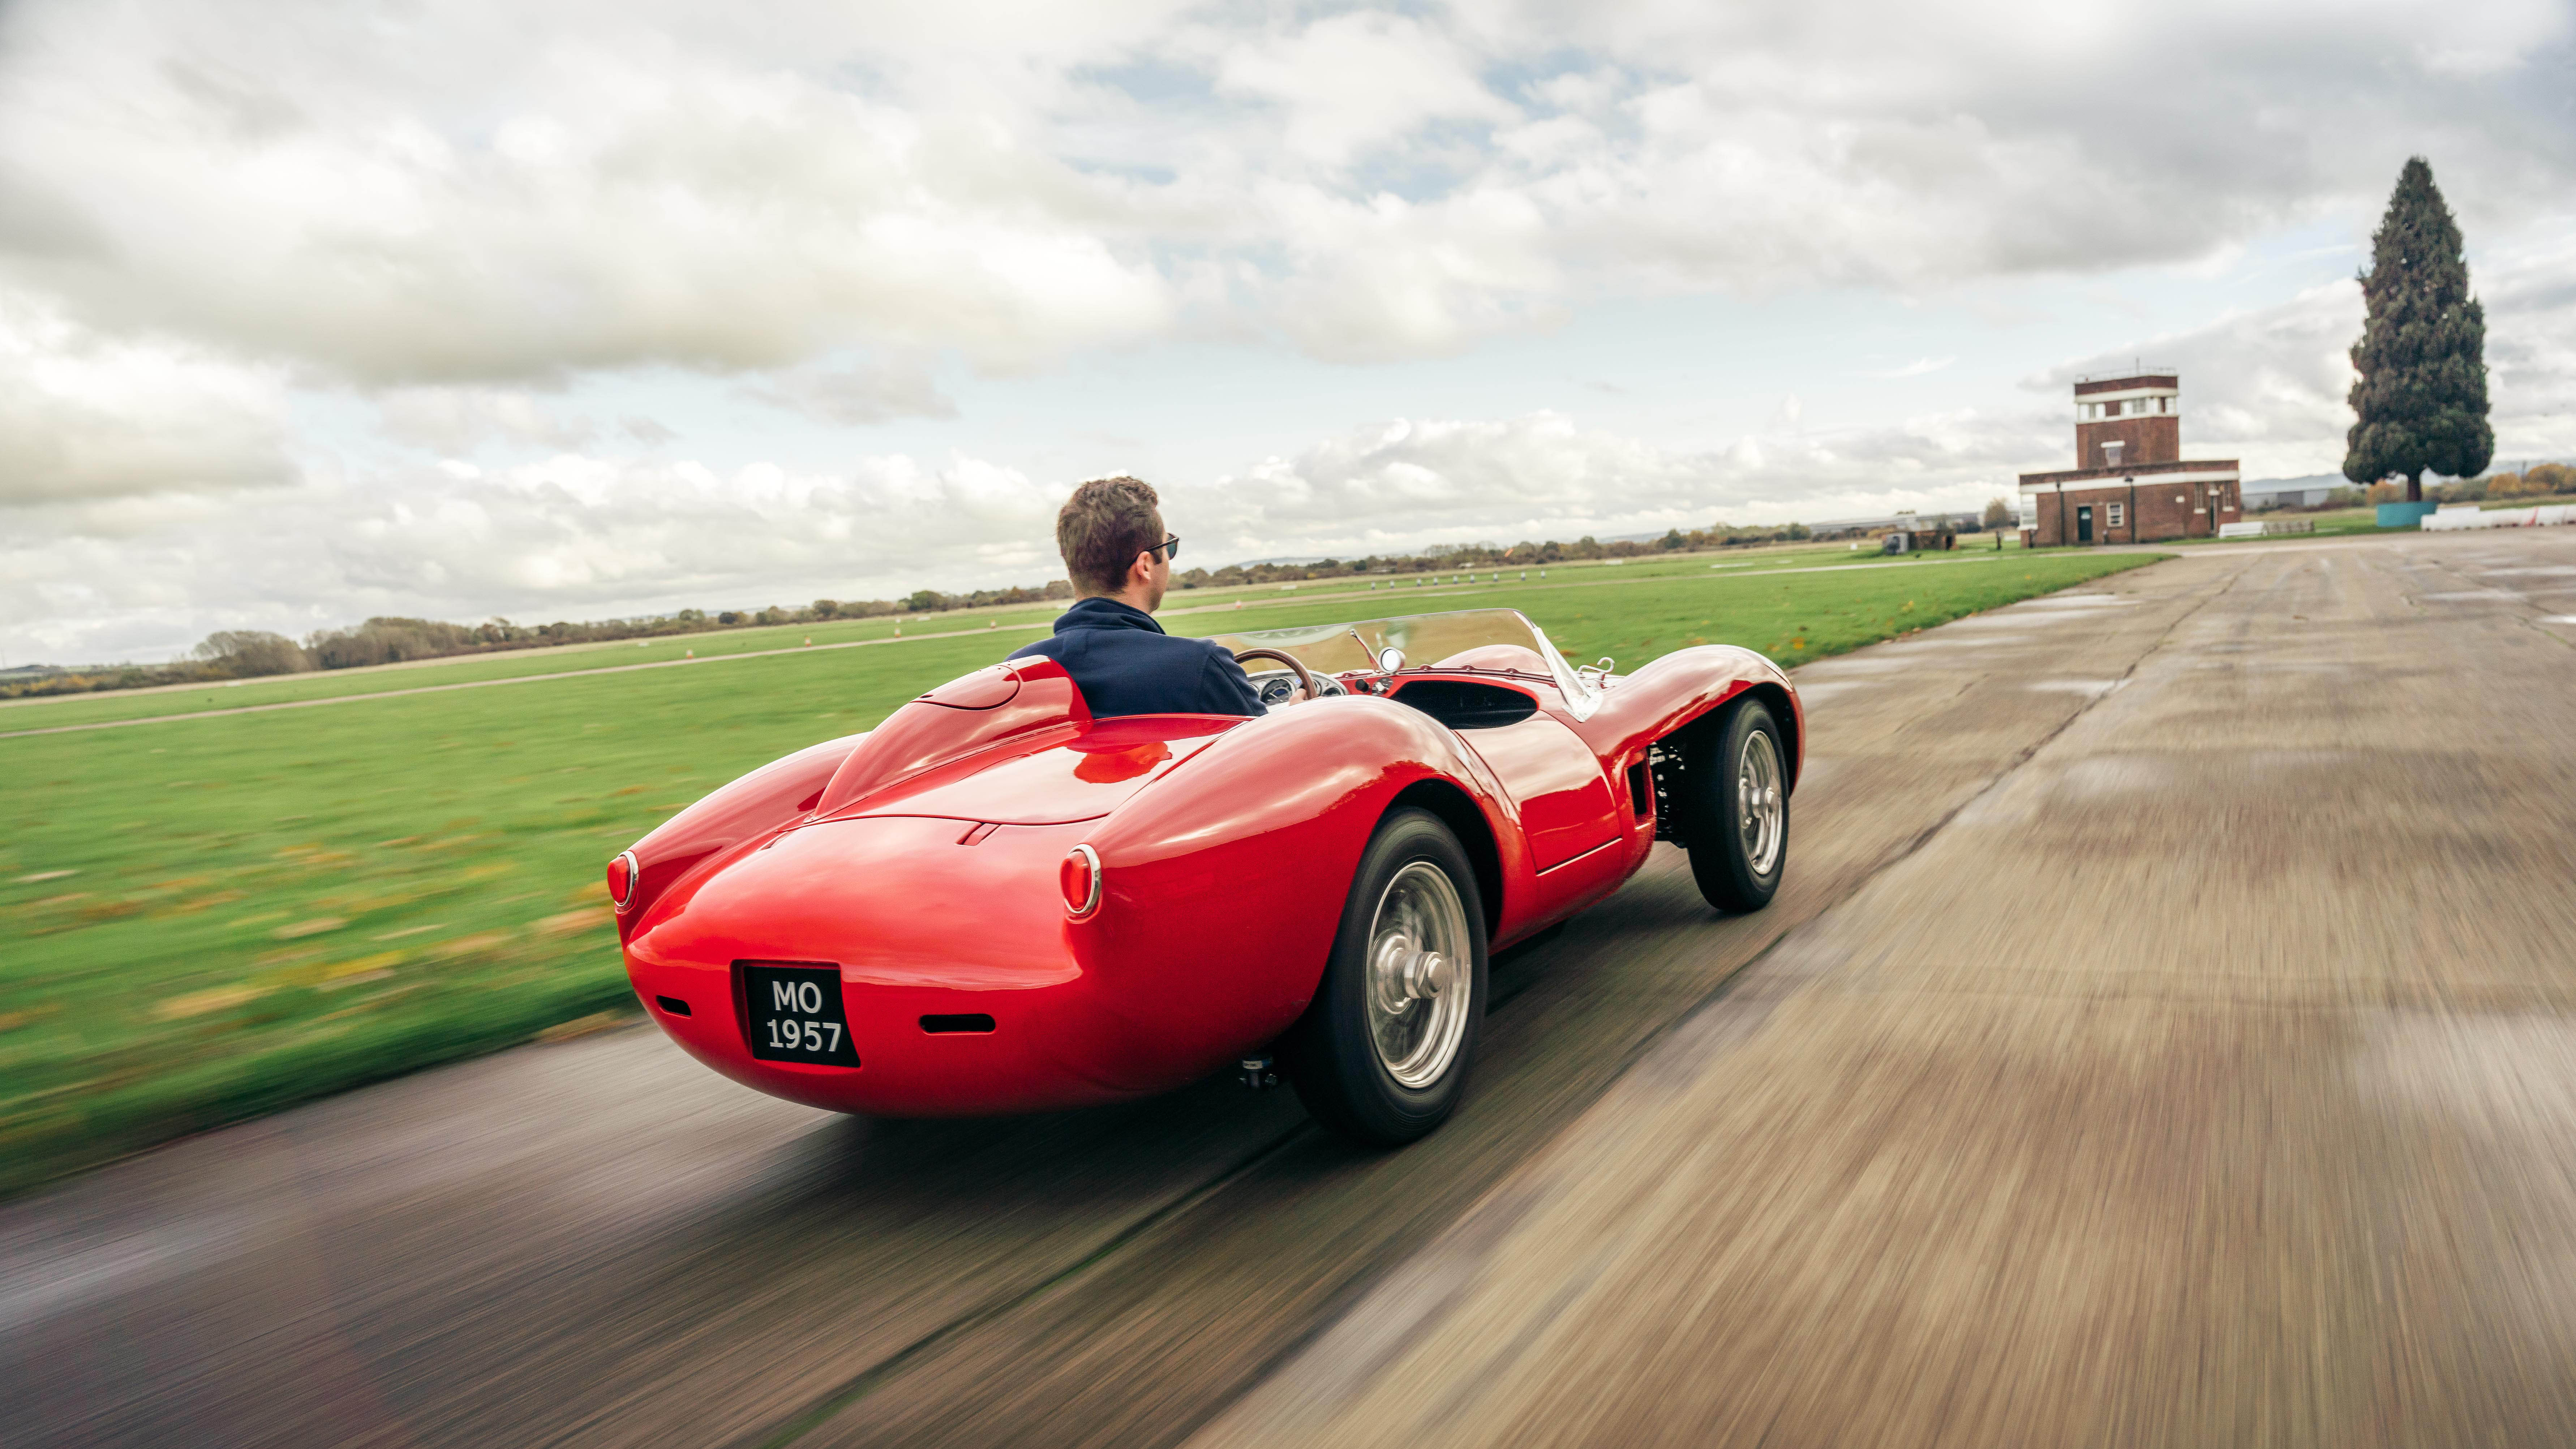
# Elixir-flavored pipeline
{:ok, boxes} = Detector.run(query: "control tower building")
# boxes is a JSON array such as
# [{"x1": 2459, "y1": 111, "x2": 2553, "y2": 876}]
[{"x1": 2018, "y1": 371, "x2": 2241, "y2": 546}]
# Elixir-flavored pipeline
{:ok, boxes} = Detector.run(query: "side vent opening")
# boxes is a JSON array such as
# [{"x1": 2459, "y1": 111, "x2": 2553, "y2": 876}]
[
  {"x1": 654, "y1": 995, "x2": 692, "y2": 1017},
  {"x1": 1626, "y1": 762, "x2": 1652, "y2": 820},
  {"x1": 1388, "y1": 679, "x2": 1538, "y2": 730},
  {"x1": 921, "y1": 1013, "x2": 997, "y2": 1035}
]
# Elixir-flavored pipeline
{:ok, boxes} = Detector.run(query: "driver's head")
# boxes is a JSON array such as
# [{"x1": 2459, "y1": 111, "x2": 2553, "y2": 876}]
[{"x1": 1057, "y1": 475, "x2": 1172, "y2": 612}]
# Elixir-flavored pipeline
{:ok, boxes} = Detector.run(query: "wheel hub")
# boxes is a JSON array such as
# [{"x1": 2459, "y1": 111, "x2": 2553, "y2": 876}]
[
  {"x1": 1371, "y1": 934, "x2": 1450, "y2": 1009},
  {"x1": 1363, "y1": 862, "x2": 1473, "y2": 1089}
]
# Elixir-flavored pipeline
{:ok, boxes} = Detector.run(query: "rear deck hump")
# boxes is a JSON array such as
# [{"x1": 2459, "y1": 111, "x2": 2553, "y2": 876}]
[{"x1": 815, "y1": 658, "x2": 1092, "y2": 815}]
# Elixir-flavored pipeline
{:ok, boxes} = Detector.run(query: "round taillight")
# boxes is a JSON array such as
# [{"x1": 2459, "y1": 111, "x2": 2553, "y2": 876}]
[
  {"x1": 1060, "y1": 845, "x2": 1101, "y2": 917},
  {"x1": 607, "y1": 850, "x2": 639, "y2": 912}
]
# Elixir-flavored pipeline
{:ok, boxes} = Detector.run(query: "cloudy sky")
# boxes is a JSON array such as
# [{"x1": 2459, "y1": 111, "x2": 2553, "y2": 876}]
[{"x1": 3, "y1": 0, "x2": 2572, "y2": 663}]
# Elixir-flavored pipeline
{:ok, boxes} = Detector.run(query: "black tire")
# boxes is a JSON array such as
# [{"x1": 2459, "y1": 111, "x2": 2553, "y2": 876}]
[
  {"x1": 1281, "y1": 809, "x2": 1488, "y2": 1146},
  {"x1": 1682, "y1": 698, "x2": 1789, "y2": 913}
]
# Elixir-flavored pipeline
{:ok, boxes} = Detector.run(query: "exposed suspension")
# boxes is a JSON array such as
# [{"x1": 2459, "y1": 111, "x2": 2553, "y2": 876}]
[{"x1": 1649, "y1": 739, "x2": 1691, "y2": 847}]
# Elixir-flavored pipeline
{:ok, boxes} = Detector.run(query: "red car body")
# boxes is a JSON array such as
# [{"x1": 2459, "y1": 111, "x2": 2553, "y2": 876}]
[{"x1": 613, "y1": 609, "x2": 1800, "y2": 1118}]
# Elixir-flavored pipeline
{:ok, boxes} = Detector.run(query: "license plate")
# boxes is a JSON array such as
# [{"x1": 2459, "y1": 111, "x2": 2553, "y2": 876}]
[{"x1": 743, "y1": 963, "x2": 860, "y2": 1066}]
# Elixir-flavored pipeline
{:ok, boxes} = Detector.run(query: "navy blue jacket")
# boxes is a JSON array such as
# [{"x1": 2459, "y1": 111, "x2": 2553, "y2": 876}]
[{"x1": 1009, "y1": 597, "x2": 1266, "y2": 719}]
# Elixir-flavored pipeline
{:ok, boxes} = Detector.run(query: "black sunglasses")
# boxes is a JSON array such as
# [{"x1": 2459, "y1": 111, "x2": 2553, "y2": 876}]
[{"x1": 1146, "y1": 535, "x2": 1180, "y2": 561}]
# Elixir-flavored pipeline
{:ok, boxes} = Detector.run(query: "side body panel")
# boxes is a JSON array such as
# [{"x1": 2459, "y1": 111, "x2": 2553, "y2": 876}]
[
  {"x1": 1460, "y1": 713, "x2": 1620, "y2": 872},
  {"x1": 1074, "y1": 696, "x2": 1528, "y2": 1069},
  {"x1": 1565, "y1": 646, "x2": 1805, "y2": 795},
  {"x1": 1557, "y1": 644, "x2": 1805, "y2": 888}
]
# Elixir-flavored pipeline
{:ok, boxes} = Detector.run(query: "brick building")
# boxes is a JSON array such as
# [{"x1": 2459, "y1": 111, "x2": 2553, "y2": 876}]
[{"x1": 2019, "y1": 372, "x2": 2241, "y2": 546}]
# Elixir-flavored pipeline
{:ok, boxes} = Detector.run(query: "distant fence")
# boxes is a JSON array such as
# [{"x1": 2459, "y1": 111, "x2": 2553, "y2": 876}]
[
  {"x1": 2217, "y1": 519, "x2": 2315, "y2": 540},
  {"x1": 2421, "y1": 504, "x2": 2576, "y2": 533}
]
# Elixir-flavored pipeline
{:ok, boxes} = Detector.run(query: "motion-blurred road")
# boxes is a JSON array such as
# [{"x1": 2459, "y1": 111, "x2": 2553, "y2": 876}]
[{"x1": 8, "y1": 529, "x2": 2573, "y2": 1448}]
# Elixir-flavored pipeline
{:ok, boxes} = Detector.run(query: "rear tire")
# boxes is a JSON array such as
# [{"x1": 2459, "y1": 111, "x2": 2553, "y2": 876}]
[
  {"x1": 1282, "y1": 809, "x2": 1487, "y2": 1146},
  {"x1": 1682, "y1": 698, "x2": 1789, "y2": 913}
]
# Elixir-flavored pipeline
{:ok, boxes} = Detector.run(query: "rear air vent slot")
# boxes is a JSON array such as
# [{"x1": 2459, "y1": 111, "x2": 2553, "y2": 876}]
[
  {"x1": 655, "y1": 995, "x2": 692, "y2": 1017},
  {"x1": 1391, "y1": 679, "x2": 1538, "y2": 730},
  {"x1": 920, "y1": 1013, "x2": 996, "y2": 1034}
]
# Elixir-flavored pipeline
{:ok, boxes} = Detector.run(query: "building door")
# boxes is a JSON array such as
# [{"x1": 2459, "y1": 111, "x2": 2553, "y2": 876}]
[{"x1": 2076, "y1": 505, "x2": 2094, "y2": 544}]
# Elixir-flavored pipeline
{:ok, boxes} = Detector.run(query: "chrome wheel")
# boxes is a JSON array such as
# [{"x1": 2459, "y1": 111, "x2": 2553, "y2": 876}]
[
  {"x1": 1364, "y1": 861, "x2": 1473, "y2": 1089},
  {"x1": 1737, "y1": 728, "x2": 1784, "y2": 876},
  {"x1": 1683, "y1": 698, "x2": 1787, "y2": 915}
]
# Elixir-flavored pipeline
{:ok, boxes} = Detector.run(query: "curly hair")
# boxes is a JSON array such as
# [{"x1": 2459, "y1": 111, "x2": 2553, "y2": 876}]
[{"x1": 1056, "y1": 476, "x2": 1164, "y2": 596}]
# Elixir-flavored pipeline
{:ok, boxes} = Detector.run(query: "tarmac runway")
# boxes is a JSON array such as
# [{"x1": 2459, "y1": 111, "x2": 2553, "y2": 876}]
[{"x1": 7, "y1": 528, "x2": 2573, "y2": 1448}]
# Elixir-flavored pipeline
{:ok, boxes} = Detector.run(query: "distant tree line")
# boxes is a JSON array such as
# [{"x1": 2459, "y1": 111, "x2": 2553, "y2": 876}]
[
  {"x1": 2427, "y1": 463, "x2": 2575, "y2": 503},
  {"x1": 5, "y1": 523, "x2": 1828, "y2": 699},
  {"x1": 2294, "y1": 462, "x2": 2575, "y2": 512}
]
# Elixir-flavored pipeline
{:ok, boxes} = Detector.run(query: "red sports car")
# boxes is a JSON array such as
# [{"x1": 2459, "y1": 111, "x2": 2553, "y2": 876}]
[{"x1": 610, "y1": 608, "x2": 1800, "y2": 1144}]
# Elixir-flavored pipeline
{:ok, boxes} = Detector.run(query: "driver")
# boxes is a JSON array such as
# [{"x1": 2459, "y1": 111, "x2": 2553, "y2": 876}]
[{"x1": 1008, "y1": 476, "x2": 1267, "y2": 719}]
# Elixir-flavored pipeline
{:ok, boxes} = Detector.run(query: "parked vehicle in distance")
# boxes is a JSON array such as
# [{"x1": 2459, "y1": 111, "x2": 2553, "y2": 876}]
[{"x1": 610, "y1": 609, "x2": 1801, "y2": 1145}]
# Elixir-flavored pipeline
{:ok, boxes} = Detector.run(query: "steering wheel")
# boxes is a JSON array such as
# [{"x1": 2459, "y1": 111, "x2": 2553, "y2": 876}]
[{"x1": 1231, "y1": 646, "x2": 1318, "y2": 704}]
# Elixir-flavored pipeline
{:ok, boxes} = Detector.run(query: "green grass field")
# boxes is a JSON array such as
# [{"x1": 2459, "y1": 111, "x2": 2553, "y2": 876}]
[
  {"x1": 0, "y1": 546, "x2": 2153, "y2": 1196},
  {"x1": 0, "y1": 539, "x2": 2026, "y2": 734}
]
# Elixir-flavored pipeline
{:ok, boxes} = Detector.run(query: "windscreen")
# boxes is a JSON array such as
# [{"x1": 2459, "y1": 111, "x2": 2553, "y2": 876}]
[{"x1": 1206, "y1": 609, "x2": 1560, "y2": 679}]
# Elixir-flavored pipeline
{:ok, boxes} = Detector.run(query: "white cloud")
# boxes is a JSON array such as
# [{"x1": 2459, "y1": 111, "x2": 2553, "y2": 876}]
[
  {"x1": 2030, "y1": 224, "x2": 2576, "y2": 478},
  {"x1": 1862, "y1": 357, "x2": 1955, "y2": 379},
  {"x1": 2477, "y1": 219, "x2": 2576, "y2": 465},
  {"x1": 0, "y1": 3, "x2": 1178, "y2": 384},
  {"x1": 1261, "y1": 184, "x2": 1563, "y2": 360},
  {"x1": 377, "y1": 388, "x2": 597, "y2": 453},
  {"x1": 4, "y1": 0, "x2": 2569, "y2": 386},
  {"x1": 0, "y1": 296, "x2": 292, "y2": 504},
  {"x1": 1189, "y1": 406, "x2": 2053, "y2": 559},
  {"x1": 4, "y1": 403, "x2": 2057, "y2": 661},
  {"x1": 744, "y1": 358, "x2": 958, "y2": 426},
  {"x1": 1, "y1": 447, "x2": 1075, "y2": 660},
  {"x1": 3, "y1": 0, "x2": 2575, "y2": 658},
  {"x1": 1214, "y1": 13, "x2": 1516, "y2": 168}
]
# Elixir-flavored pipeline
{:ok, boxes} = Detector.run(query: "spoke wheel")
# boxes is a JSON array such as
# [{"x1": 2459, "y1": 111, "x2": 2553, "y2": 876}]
[
  {"x1": 1736, "y1": 727, "x2": 1785, "y2": 877},
  {"x1": 1281, "y1": 809, "x2": 1487, "y2": 1146},
  {"x1": 1682, "y1": 697, "x2": 1790, "y2": 913},
  {"x1": 1364, "y1": 863, "x2": 1473, "y2": 1089}
]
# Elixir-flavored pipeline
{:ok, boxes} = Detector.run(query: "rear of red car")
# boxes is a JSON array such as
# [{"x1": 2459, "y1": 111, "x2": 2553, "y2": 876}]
[
  {"x1": 623, "y1": 811, "x2": 1159, "y2": 1115},
  {"x1": 608, "y1": 657, "x2": 1471, "y2": 1116}
]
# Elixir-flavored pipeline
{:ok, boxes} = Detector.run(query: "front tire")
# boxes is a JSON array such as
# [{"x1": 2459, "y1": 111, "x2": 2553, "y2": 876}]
[
  {"x1": 1282, "y1": 809, "x2": 1488, "y2": 1146},
  {"x1": 1682, "y1": 698, "x2": 1789, "y2": 913}
]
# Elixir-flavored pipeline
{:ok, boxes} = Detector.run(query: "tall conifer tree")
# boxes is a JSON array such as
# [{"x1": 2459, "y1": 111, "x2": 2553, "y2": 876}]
[{"x1": 2344, "y1": 157, "x2": 2491, "y2": 501}]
